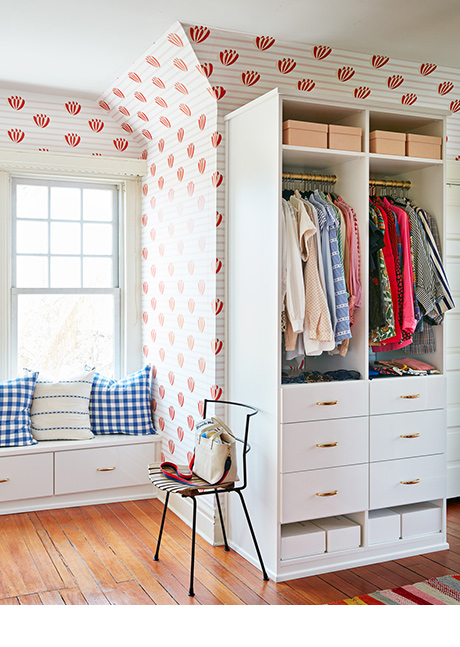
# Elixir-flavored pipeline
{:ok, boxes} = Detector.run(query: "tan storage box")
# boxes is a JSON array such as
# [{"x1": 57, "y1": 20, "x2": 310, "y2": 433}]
[
  {"x1": 406, "y1": 133, "x2": 442, "y2": 159},
  {"x1": 328, "y1": 124, "x2": 362, "y2": 152},
  {"x1": 312, "y1": 515, "x2": 361, "y2": 552},
  {"x1": 280, "y1": 521, "x2": 326, "y2": 560},
  {"x1": 370, "y1": 130, "x2": 406, "y2": 156},
  {"x1": 283, "y1": 120, "x2": 328, "y2": 148}
]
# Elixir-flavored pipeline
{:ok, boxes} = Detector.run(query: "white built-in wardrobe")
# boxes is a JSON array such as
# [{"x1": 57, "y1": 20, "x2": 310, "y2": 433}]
[{"x1": 225, "y1": 88, "x2": 450, "y2": 582}]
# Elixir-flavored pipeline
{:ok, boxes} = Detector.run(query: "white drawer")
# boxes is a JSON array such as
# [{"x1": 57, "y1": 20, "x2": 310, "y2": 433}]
[
  {"x1": 55, "y1": 442, "x2": 155, "y2": 495},
  {"x1": 369, "y1": 454, "x2": 446, "y2": 509},
  {"x1": 370, "y1": 409, "x2": 447, "y2": 462},
  {"x1": 281, "y1": 417, "x2": 368, "y2": 473},
  {"x1": 281, "y1": 463, "x2": 368, "y2": 524},
  {"x1": 0, "y1": 453, "x2": 54, "y2": 502},
  {"x1": 369, "y1": 375, "x2": 446, "y2": 415},
  {"x1": 281, "y1": 381, "x2": 368, "y2": 423}
]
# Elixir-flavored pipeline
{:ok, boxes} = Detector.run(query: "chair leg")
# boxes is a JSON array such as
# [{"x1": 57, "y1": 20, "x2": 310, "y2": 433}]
[
  {"x1": 237, "y1": 491, "x2": 269, "y2": 582},
  {"x1": 189, "y1": 496, "x2": 197, "y2": 596},
  {"x1": 215, "y1": 491, "x2": 230, "y2": 551},
  {"x1": 154, "y1": 491, "x2": 170, "y2": 561}
]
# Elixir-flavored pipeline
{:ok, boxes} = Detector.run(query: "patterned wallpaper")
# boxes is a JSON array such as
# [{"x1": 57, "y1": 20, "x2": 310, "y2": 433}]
[
  {"x1": 0, "y1": 87, "x2": 142, "y2": 156},
  {"x1": 183, "y1": 23, "x2": 460, "y2": 157},
  {"x1": 101, "y1": 21, "x2": 460, "y2": 468},
  {"x1": 4, "y1": 20, "x2": 460, "y2": 471},
  {"x1": 98, "y1": 23, "x2": 220, "y2": 466}
]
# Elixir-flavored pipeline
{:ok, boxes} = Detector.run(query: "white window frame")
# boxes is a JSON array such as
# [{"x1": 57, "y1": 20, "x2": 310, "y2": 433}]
[{"x1": 0, "y1": 148, "x2": 147, "y2": 381}]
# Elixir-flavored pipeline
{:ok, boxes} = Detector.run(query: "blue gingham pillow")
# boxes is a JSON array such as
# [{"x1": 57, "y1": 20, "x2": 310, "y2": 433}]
[
  {"x1": 0, "y1": 372, "x2": 39, "y2": 446},
  {"x1": 89, "y1": 366, "x2": 155, "y2": 435}
]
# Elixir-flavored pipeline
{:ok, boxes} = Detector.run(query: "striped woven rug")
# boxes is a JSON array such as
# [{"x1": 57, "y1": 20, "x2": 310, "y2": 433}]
[{"x1": 329, "y1": 574, "x2": 460, "y2": 605}]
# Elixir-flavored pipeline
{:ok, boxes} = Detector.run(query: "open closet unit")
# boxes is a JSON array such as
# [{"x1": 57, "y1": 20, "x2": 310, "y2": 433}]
[{"x1": 225, "y1": 88, "x2": 450, "y2": 582}]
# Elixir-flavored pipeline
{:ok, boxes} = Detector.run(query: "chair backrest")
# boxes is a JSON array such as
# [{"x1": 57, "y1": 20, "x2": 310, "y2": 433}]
[{"x1": 202, "y1": 399, "x2": 258, "y2": 490}]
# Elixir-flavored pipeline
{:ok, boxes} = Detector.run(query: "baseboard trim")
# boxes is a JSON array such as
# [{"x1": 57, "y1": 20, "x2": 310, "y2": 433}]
[{"x1": 0, "y1": 484, "x2": 158, "y2": 515}]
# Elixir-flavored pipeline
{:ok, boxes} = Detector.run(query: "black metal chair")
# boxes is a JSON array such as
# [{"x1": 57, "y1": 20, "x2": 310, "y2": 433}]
[{"x1": 148, "y1": 398, "x2": 269, "y2": 596}]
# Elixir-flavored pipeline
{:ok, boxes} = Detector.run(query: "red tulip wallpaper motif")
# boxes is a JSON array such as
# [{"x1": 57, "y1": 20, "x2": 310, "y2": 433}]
[
  {"x1": 98, "y1": 23, "x2": 219, "y2": 468},
  {"x1": 3, "y1": 19, "x2": 460, "y2": 474},
  {"x1": 1, "y1": 89, "x2": 141, "y2": 156}
]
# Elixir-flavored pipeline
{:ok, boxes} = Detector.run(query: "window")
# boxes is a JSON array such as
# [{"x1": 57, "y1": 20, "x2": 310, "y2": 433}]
[{"x1": 11, "y1": 178, "x2": 121, "y2": 379}]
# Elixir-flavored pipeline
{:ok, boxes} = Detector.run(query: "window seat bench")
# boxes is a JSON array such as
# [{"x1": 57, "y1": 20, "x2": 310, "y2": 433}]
[{"x1": 0, "y1": 434, "x2": 162, "y2": 515}]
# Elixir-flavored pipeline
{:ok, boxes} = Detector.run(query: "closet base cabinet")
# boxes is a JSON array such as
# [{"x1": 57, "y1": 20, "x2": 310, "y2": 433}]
[{"x1": 225, "y1": 89, "x2": 449, "y2": 583}]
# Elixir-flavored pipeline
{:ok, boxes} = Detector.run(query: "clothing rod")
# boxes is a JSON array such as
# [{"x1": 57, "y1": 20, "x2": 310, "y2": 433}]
[
  {"x1": 282, "y1": 172, "x2": 337, "y2": 183},
  {"x1": 282, "y1": 174, "x2": 411, "y2": 190},
  {"x1": 369, "y1": 179, "x2": 411, "y2": 189}
]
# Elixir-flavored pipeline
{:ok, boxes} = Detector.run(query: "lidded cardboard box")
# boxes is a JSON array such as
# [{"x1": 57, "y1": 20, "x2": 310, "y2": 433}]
[
  {"x1": 368, "y1": 508, "x2": 401, "y2": 544},
  {"x1": 312, "y1": 515, "x2": 361, "y2": 552},
  {"x1": 280, "y1": 520, "x2": 326, "y2": 560},
  {"x1": 390, "y1": 502, "x2": 442, "y2": 538},
  {"x1": 282, "y1": 120, "x2": 328, "y2": 148},
  {"x1": 328, "y1": 124, "x2": 362, "y2": 152},
  {"x1": 406, "y1": 133, "x2": 442, "y2": 159},
  {"x1": 370, "y1": 130, "x2": 406, "y2": 156}
]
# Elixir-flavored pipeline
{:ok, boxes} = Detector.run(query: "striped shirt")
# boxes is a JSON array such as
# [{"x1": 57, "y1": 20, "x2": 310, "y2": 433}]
[
  {"x1": 311, "y1": 191, "x2": 352, "y2": 344},
  {"x1": 393, "y1": 197, "x2": 437, "y2": 315},
  {"x1": 415, "y1": 207, "x2": 455, "y2": 315}
]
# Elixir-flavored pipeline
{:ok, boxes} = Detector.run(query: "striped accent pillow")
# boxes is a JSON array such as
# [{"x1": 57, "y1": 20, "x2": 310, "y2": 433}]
[
  {"x1": 0, "y1": 372, "x2": 39, "y2": 446},
  {"x1": 89, "y1": 366, "x2": 155, "y2": 435},
  {"x1": 29, "y1": 370, "x2": 95, "y2": 441}
]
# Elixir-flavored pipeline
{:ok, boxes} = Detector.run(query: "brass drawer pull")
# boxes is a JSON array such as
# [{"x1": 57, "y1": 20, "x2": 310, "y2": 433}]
[
  {"x1": 400, "y1": 433, "x2": 420, "y2": 439},
  {"x1": 316, "y1": 401, "x2": 338, "y2": 406},
  {"x1": 97, "y1": 467, "x2": 116, "y2": 472},
  {"x1": 316, "y1": 442, "x2": 338, "y2": 448},
  {"x1": 400, "y1": 394, "x2": 421, "y2": 399},
  {"x1": 316, "y1": 490, "x2": 338, "y2": 497},
  {"x1": 400, "y1": 479, "x2": 421, "y2": 485},
  {"x1": 0, "y1": 478, "x2": 9, "y2": 483}
]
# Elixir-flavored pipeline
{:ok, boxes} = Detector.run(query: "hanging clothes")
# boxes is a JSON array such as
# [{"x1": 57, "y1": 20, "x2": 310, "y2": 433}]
[
  {"x1": 281, "y1": 186, "x2": 361, "y2": 368},
  {"x1": 281, "y1": 198, "x2": 305, "y2": 350},
  {"x1": 368, "y1": 193, "x2": 454, "y2": 359},
  {"x1": 291, "y1": 194, "x2": 334, "y2": 355},
  {"x1": 310, "y1": 190, "x2": 352, "y2": 345}
]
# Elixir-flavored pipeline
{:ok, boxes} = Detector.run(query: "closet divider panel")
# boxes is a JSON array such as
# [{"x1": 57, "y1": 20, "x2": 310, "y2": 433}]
[
  {"x1": 226, "y1": 89, "x2": 282, "y2": 573},
  {"x1": 445, "y1": 174, "x2": 460, "y2": 497}
]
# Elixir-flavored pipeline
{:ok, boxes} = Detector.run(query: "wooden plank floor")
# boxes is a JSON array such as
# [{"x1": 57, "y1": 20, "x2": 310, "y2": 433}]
[{"x1": 0, "y1": 497, "x2": 459, "y2": 605}]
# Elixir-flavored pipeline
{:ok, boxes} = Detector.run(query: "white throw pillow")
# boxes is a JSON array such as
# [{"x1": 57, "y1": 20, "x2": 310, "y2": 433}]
[{"x1": 30, "y1": 370, "x2": 95, "y2": 441}]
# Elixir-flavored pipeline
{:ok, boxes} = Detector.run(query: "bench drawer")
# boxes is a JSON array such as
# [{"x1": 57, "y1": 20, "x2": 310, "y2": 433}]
[
  {"x1": 281, "y1": 463, "x2": 368, "y2": 524},
  {"x1": 0, "y1": 453, "x2": 54, "y2": 502},
  {"x1": 55, "y1": 442, "x2": 155, "y2": 495}
]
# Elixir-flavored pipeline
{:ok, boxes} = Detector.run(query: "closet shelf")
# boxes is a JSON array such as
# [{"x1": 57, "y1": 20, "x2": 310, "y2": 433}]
[
  {"x1": 283, "y1": 145, "x2": 365, "y2": 171},
  {"x1": 369, "y1": 152, "x2": 443, "y2": 174}
]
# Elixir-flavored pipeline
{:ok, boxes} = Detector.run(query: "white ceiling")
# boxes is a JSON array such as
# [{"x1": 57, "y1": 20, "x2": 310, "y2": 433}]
[{"x1": 2, "y1": 0, "x2": 460, "y2": 99}]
